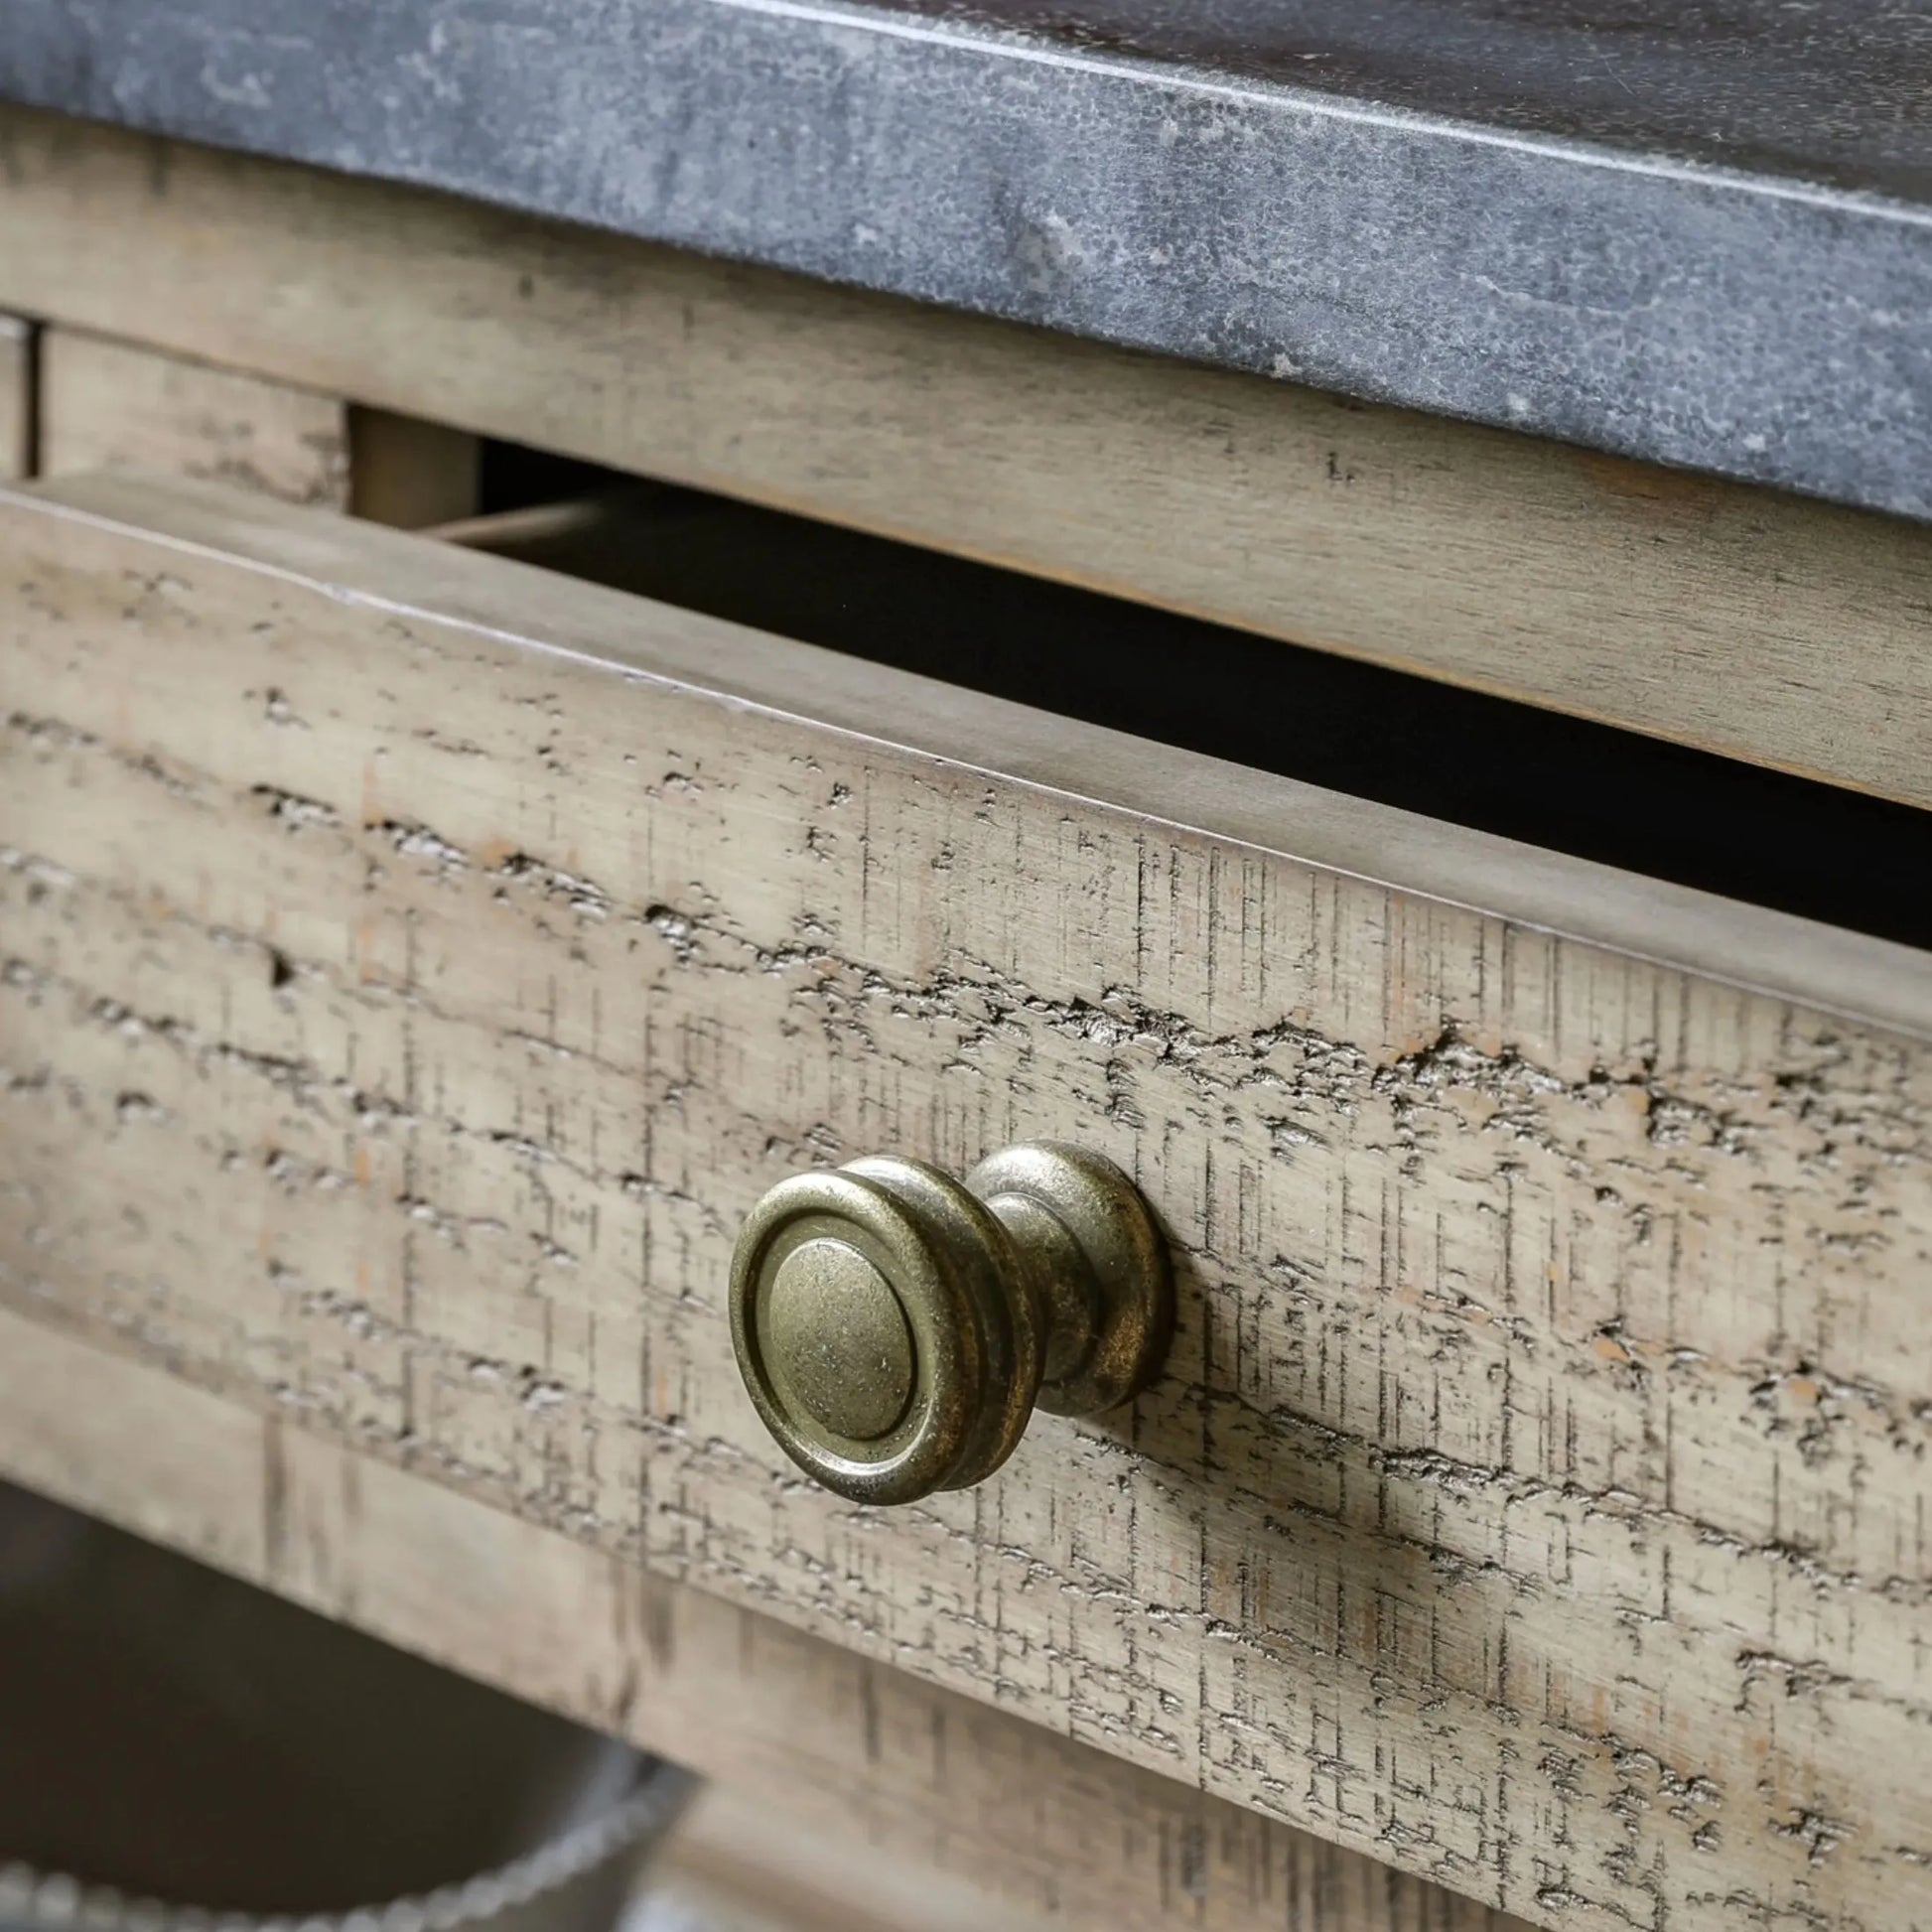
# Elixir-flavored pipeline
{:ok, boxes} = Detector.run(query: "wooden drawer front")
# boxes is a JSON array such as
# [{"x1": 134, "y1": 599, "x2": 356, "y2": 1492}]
[{"x1": 2, "y1": 475, "x2": 1928, "y2": 1932}]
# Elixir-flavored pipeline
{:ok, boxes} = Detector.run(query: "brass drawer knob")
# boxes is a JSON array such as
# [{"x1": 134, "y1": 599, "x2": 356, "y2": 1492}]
[{"x1": 729, "y1": 1143, "x2": 1172, "y2": 1505}]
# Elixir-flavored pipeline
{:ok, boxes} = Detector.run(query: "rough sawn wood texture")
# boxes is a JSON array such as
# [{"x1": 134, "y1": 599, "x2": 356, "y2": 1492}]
[{"x1": 1, "y1": 477, "x2": 1928, "y2": 1932}]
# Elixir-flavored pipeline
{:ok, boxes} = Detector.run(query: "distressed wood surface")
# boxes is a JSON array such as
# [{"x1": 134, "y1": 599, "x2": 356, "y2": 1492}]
[
  {"x1": 0, "y1": 106, "x2": 1929, "y2": 805},
  {"x1": 0, "y1": 313, "x2": 31, "y2": 480},
  {"x1": 0, "y1": 1314, "x2": 1529, "y2": 1932},
  {"x1": 2, "y1": 475, "x2": 1929, "y2": 1932}
]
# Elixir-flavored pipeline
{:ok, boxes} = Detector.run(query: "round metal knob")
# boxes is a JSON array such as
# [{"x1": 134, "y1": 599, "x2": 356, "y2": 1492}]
[{"x1": 729, "y1": 1143, "x2": 1173, "y2": 1505}]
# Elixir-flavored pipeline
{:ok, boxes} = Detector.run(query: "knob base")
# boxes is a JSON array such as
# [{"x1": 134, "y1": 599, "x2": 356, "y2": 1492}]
[{"x1": 965, "y1": 1143, "x2": 1172, "y2": 1419}]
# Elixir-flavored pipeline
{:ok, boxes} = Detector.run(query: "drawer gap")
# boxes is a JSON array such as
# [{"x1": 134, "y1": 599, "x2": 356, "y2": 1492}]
[{"x1": 439, "y1": 450, "x2": 1932, "y2": 951}]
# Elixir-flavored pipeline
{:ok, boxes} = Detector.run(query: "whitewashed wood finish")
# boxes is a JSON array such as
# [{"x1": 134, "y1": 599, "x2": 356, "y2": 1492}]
[
  {"x1": 41, "y1": 328, "x2": 353, "y2": 506},
  {"x1": 0, "y1": 1313, "x2": 1529, "y2": 1932},
  {"x1": 0, "y1": 106, "x2": 1928, "y2": 804},
  {"x1": 0, "y1": 314, "x2": 31, "y2": 480},
  {"x1": 2, "y1": 475, "x2": 1929, "y2": 1932}
]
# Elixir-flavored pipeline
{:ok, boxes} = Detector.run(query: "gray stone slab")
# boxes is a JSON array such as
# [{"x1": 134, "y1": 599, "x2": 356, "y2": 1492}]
[{"x1": 5, "y1": 0, "x2": 1932, "y2": 518}]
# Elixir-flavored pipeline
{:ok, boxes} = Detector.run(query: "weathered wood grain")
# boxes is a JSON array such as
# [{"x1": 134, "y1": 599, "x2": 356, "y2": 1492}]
[
  {"x1": 2, "y1": 474, "x2": 1929, "y2": 1932},
  {"x1": 39, "y1": 327, "x2": 480, "y2": 523},
  {"x1": 645, "y1": 1784, "x2": 1013, "y2": 1932},
  {"x1": 40, "y1": 327, "x2": 354, "y2": 506},
  {"x1": 0, "y1": 106, "x2": 1928, "y2": 804},
  {"x1": 0, "y1": 314, "x2": 31, "y2": 480},
  {"x1": 0, "y1": 1314, "x2": 1529, "y2": 1932},
  {"x1": 653, "y1": 1782, "x2": 1083, "y2": 1932}
]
